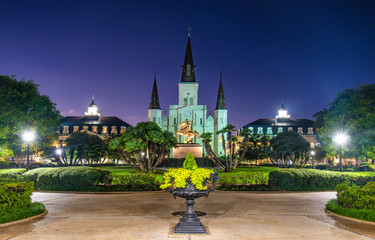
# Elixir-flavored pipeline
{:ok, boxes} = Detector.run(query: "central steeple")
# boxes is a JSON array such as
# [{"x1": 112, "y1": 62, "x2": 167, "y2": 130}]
[{"x1": 181, "y1": 35, "x2": 196, "y2": 82}]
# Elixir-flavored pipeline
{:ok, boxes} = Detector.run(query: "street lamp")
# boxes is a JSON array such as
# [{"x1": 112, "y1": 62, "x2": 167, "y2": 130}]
[
  {"x1": 22, "y1": 130, "x2": 36, "y2": 171},
  {"x1": 310, "y1": 151, "x2": 315, "y2": 169},
  {"x1": 333, "y1": 132, "x2": 349, "y2": 172}
]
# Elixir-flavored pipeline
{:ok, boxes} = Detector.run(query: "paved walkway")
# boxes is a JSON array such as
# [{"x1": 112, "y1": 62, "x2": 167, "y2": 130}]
[{"x1": 1, "y1": 191, "x2": 374, "y2": 240}]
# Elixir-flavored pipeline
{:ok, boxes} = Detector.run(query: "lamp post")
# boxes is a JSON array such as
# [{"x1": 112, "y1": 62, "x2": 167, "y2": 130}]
[
  {"x1": 22, "y1": 130, "x2": 36, "y2": 171},
  {"x1": 333, "y1": 133, "x2": 349, "y2": 173},
  {"x1": 310, "y1": 151, "x2": 315, "y2": 169}
]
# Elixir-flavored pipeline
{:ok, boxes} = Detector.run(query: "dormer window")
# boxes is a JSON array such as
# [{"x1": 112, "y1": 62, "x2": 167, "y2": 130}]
[
  {"x1": 63, "y1": 126, "x2": 69, "y2": 134},
  {"x1": 288, "y1": 127, "x2": 293, "y2": 131},
  {"x1": 111, "y1": 126, "x2": 117, "y2": 134},
  {"x1": 257, "y1": 127, "x2": 263, "y2": 134},
  {"x1": 267, "y1": 127, "x2": 272, "y2": 135},
  {"x1": 278, "y1": 127, "x2": 283, "y2": 133},
  {"x1": 92, "y1": 126, "x2": 98, "y2": 133},
  {"x1": 298, "y1": 127, "x2": 303, "y2": 134},
  {"x1": 102, "y1": 126, "x2": 108, "y2": 134},
  {"x1": 308, "y1": 127, "x2": 314, "y2": 134},
  {"x1": 73, "y1": 126, "x2": 79, "y2": 132},
  {"x1": 121, "y1": 126, "x2": 126, "y2": 133},
  {"x1": 83, "y1": 126, "x2": 88, "y2": 130}
]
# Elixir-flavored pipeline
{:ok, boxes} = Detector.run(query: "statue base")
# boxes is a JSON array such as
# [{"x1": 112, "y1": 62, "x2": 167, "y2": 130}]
[{"x1": 173, "y1": 144, "x2": 203, "y2": 159}]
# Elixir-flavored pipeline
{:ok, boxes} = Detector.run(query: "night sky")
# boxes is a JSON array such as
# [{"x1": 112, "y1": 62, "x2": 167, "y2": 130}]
[{"x1": 1, "y1": 1, "x2": 374, "y2": 128}]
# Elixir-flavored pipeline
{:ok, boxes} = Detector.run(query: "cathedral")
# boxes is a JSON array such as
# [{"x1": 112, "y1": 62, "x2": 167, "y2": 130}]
[{"x1": 148, "y1": 35, "x2": 227, "y2": 157}]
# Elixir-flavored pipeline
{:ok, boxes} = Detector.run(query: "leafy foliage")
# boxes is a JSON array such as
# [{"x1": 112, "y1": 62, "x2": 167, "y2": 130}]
[
  {"x1": 160, "y1": 152, "x2": 214, "y2": 190},
  {"x1": 269, "y1": 131, "x2": 311, "y2": 168},
  {"x1": 110, "y1": 174, "x2": 160, "y2": 191},
  {"x1": 0, "y1": 169, "x2": 26, "y2": 180},
  {"x1": 315, "y1": 84, "x2": 375, "y2": 164},
  {"x1": 0, "y1": 202, "x2": 45, "y2": 224},
  {"x1": 326, "y1": 199, "x2": 375, "y2": 223},
  {"x1": 0, "y1": 181, "x2": 34, "y2": 215},
  {"x1": 268, "y1": 169, "x2": 375, "y2": 191},
  {"x1": 109, "y1": 122, "x2": 177, "y2": 172},
  {"x1": 0, "y1": 75, "x2": 61, "y2": 160},
  {"x1": 336, "y1": 181, "x2": 375, "y2": 210},
  {"x1": 22, "y1": 167, "x2": 111, "y2": 190}
]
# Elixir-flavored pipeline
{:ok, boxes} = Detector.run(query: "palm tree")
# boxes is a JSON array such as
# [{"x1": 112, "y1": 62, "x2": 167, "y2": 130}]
[{"x1": 201, "y1": 132, "x2": 225, "y2": 169}]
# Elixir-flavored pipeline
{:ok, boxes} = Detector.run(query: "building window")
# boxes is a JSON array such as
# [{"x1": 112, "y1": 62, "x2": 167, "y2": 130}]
[
  {"x1": 278, "y1": 127, "x2": 283, "y2": 133},
  {"x1": 73, "y1": 126, "x2": 79, "y2": 132},
  {"x1": 121, "y1": 126, "x2": 126, "y2": 133},
  {"x1": 189, "y1": 98, "x2": 193, "y2": 105},
  {"x1": 92, "y1": 126, "x2": 98, "y2": 133},
  {"x1": 186, "y1": 64, "x2": 191, "y2": 76},
  {"x1": 102, "y1": 126, "x2": 108, "y2": 134},
  {"x1": 298, "y1": 127, "x2": 303, "y2": 134},
  {"x1": 184, "y1": 98, "x2": 188, "y2": 105},
  {"x1": 308, "y1": 127, "x2": 314, "y2": 134},
  {"x1": 63, "y1": 126, "x2": 69, "y2": 134},
  {"x1": 200, "y1": 118, "x2": 203, "y2": 125},
  {"x1": 249, "y1": 127, "x2": 253, "y2": 133},
  {"x1": 174, "y1": 118, "x2": 176, "y2": 125},
  {"x1": 83, "y1": 126, "x2": 88, "y2": 130},
  {"x1": 267, "y1": 127, "x2": 272, "y2": 135},
  {"x1": 257, "y1": 127, "x2": 263, "y2": 134},
  {"x1": 288, "y1": 127, "x2": 293, "y2": 132},
  {"x1": 111, "y1": 126, "x2": 117, "y2": 134},
  {"x1": 220, "y1": 118, "x2": 223, "y2": 124},
  {"x1": 153, "y1": 117, "x2": 156, "y2": 123}
]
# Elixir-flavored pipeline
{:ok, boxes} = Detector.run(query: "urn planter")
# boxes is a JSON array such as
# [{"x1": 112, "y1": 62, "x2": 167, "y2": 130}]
[{"x1": 168, "y1": 168, "x2": 219, "y2": 234}]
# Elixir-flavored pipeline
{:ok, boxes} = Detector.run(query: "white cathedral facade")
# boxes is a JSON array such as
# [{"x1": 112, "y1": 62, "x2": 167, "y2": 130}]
[{"x1": 148, "y1": 35, "x2": 227, "y2": 157}]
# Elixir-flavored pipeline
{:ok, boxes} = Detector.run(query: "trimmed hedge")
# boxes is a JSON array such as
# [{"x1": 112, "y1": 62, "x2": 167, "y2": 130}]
[
  {"x1": 326, "y1": 199, "x2": 375, "y2": 223},
  {"x1": 268, "y1": 169, "x2": 375, "y2": 191},
  {"x1": 0, "y1": 181, "x2": 34, "y2": 215},
  {"x1": 110, "y1": 174, "x2": 160, "y2": 191},
  {"x1": 336, "y1": 181, "x2": 375, "y2": 210},
  {"x1": 218, "y1": 172, "x2": 269, "y2": 191},
  {"x1": 23, "y1": 167, "x2": 111, "y2": 191},
  {"x1": 0, "y1": 202, "x2": 45, "y2": 224},
  {"x1": 0, "y1": 169, "x2": 26, "y2": 180}
]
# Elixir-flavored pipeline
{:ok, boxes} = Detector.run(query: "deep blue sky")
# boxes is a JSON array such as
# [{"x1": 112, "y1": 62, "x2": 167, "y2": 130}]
[{"x1": 1, "y1": 0, "x2": 374, "y2": 128}]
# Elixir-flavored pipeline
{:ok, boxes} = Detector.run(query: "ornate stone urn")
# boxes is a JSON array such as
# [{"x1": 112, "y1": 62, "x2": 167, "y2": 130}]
[{"x1": 168, "y1": 167, "x2": 219, "y2": 234}]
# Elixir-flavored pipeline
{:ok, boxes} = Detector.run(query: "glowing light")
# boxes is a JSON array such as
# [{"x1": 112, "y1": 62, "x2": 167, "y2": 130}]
[
  {"x1": 56, "y1": 149, "x2": 63, "y2": 155},
  {"x1": 22, "y1": 131, "x2": 36, "y2": 143},
  {"x1": 333, "y1": 133, "x2": 349, "y2": 146}
]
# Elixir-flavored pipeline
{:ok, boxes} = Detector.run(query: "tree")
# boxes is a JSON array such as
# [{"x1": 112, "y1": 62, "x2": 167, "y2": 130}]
[
  {"x1": 108, "y1": 122, "x2": 177, "y2": 173},
  {"x1": 239, "y1": 131, "x2": 271, "y2": 165},
  {"x1": 200, "y1": 132, "x2": 225, "y2": 169},
  {"x1": 270, "y1": 131, "x2": 311, "y2": 168},
  {"x1": 315, "y1": 84, "x2": 375, "y2": 166},
  {"x1": 0, "y1": 75, "x2": 61, "y2": 161}
]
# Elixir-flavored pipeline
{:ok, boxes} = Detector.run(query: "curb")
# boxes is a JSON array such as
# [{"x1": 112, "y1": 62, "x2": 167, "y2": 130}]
[
  {"x1": 325, "y1": 209, "x2": 375, "y2": 226},
  {"x1": 0, "y1": 210, "x2": 48, "y2": 227}
]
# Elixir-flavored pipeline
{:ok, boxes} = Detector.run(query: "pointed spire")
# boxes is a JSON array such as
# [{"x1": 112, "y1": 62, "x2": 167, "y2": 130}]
[
  {"x1": 89, "y1": 94, "x2": 96, "y2": 107},
  {"x1": 181, "y1": 35, "x2": 196, "y2": 82},
  {"x1": 215, "y1": 71, "x2": 226, "y2": 110},
  {"x1": 280, "y1": 100, "x2": 285, "y2": 110},
  {"x1": 149, "y1": 73, "x2": 161, "y2": 109}
]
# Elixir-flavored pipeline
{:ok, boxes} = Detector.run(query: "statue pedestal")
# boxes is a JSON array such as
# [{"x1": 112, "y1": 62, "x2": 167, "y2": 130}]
[{"x1": 173, "y1": 144, "x2": 203, "y2": 159}]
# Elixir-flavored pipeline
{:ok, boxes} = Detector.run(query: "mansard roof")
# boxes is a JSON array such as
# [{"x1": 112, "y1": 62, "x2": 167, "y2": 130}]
[
  {"x1": 60, "y1": 116, "x2": 131, "y2": 127},
  {"x1": 243, "y1": 118, "x2": 314, "y2": 128}
]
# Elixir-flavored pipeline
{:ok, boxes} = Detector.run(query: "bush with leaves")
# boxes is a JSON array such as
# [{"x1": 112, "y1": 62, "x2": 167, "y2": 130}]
[
  {"x1": 0, "y1": 181, "x2": 34, "y2": 215},
  {"x1": 160, "y1": 152, "x2": 214, "y2": 190},
  {"x1": 110, "y1": 174, "x2": 160, "y2": 191},
  {"x1": 336, "y1": 181, "x2": 375, "y2": 210}
]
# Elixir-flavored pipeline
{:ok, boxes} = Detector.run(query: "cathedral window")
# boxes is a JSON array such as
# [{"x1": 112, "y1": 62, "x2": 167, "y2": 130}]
[
  {"x1": 278, "y1": 127, "x2": 283, "y2": 133},
  {"x1": 220, "y1": 118, "x2": 223, "y2": 124},
  {"x1": 189, "y1": 98, "x2": 193, "y2": 105},
  {"x1": 121, "y1": 126, "x2": 126, "y2": 133},
  {"x1": 200, "y1": 118, "x2": 203, "y2": 125},
  {"x1": 111, "y1": 126, "x2": 117, "y2": 134},
  {"x1": 257, "y1": 127, "x2": 263, "y2": 134},
  {"x1": 153, "y1": 117, "x2": 156, "y2": 123},
  {"x1": 184, "y1": 98, "x2": 188, "y2": 105},
  {"x1": 174, "y1": 118, "x2": 176, "y2": 125},
  {"x1": 267, "y1": 127, "x2": 272, "y2": 135},
  {"x1": 298, "y1": 127, "x2": 303, "y2": 134},
  {"x1": 102, "y1": 126, "x2": 108, "y2": 134},
  {"x1": 288, "y1": 127, "x2": 293, "y2": 131},
  {"x1": 73, "y1": 126, "x2": 79, "y2": 132},
  {"x1": 186, "y1": 64, "x2": 191, "y2": 76},
  {"x1": 63, "y1": 126, "x2": 69, "y2": 134},
  {"x1": 308, "y1": 127, "x2": 314, "y2": 134},
  {"x1": 92, "y1": 126, "x2": 98, "y2": 133}
]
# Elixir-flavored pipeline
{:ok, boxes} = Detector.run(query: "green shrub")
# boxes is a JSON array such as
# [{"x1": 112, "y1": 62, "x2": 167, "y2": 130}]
[
  {"x1": 336, "y1": 181, "x2": 375, "y2": 210},
  {"x1": 111, "y1": 174, "x2": 160, "y2": 191},
  {"x1": 0, "y1": 202, "x2": 46, "y2": 224},
  {"x1": 22, "y1": 167, "x2": 111, "y2": 191},
  {"x1": 219, "y1": 172, "x2": 268, "y2": 186},
  {"x1": 355, "y1": 164, "x2": 374, "y2": 172},
  {"x1": 183, "y1": 152, "x2": 198, "y2": 170},
  {"x1": 269, "y1": 169, "x2": 375, "y2": 191},
  {"x1": 326, "y1": 199, "x2": 375, "y2": 222},
  {"x1": 0, "y1": 169, "x2": 26, "y2": 180},
  {"x1": 0, "y1": 181, "x2": 34, "y2": 215}
]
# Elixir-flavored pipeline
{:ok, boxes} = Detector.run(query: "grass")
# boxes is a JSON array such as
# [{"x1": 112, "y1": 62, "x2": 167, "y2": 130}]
[
  {"x1": 0, "y1": 202, "x2": 46, "y2": 224},
  {"x1": 326, "y1": 199, "x2": 375, "y2": 223}
]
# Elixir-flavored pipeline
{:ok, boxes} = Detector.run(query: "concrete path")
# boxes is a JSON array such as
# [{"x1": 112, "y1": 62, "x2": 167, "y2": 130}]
[{"x1": 1, "y1": 191, "x2": 374, "y2": 240}]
